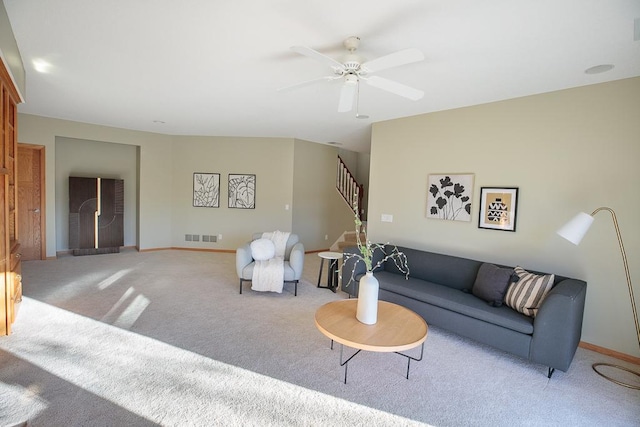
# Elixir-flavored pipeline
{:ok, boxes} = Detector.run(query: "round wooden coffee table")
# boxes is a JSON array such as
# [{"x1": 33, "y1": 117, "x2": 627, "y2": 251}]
[{"x1": 315, "y1": 299, "x2": 428, "y2": 383}]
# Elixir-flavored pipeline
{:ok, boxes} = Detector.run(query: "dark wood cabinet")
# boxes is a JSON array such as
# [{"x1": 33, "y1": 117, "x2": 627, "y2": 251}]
[{"x1": 69, "y1": 177, "x2": 124, "y2": 255}]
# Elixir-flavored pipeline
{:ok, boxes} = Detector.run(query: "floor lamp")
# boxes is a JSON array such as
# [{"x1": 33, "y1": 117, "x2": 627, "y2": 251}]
[{"x1": 557, "y1": 207, "x2": 640, "y2": 389}]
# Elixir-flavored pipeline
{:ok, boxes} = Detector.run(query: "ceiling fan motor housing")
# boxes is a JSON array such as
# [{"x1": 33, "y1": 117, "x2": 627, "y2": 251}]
[
  {"x1": 286, "y1": 36, "x2": 425, "y2": 113},
  {"x1": 344, "y1": 74, "x2": 358, "y2": 85}
]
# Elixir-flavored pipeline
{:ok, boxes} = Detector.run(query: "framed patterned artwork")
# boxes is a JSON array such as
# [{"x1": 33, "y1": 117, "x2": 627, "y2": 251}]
[
  {"x1": 427, "y1": 174, "x2": 474, "y2": 222},
  {"x1": 478, "y1": 187, "x2": 519, "y2": 231},
  {"x1": 193, "y1": 173, "x2": 220, "y2": 208},
  {"x1": 228, "y1": 174, "x2": 256, "y2": 209}
]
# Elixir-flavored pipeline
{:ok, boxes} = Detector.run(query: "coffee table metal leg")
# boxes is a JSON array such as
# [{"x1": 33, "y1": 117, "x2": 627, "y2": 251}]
[
  {"x1": 328, "y1": 339, "x2": 424, "y2": 383},
  {"x1": 328, "y1": 339, "x2": 360, "y2": 384},
  {"x1": 395, "y1": 342, "x2": 425, "y2": 379},
  {"x1": 339, "y1": 344, "x2": 361, "y2": 384}
]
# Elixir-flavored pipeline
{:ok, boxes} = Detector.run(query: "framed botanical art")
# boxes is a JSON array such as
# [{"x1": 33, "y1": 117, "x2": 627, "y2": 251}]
[
  {"x1": 228, "y1": 174, "x2": 256, "y2": 209},
  {"x1": 427, "y1": 174, "x2": 474, "y2": 222},
  {"x1": 193, "y1": 173, "x2": 220, "y2": 208},
  {"x1": 478, "y1": 187, "x2": 519, "y2": 231}
]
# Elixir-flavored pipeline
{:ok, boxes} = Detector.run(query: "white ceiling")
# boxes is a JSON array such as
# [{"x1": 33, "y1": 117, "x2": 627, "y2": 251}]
[{"x1": 4, "y1": 0, "x2": 640, "y2": 152}]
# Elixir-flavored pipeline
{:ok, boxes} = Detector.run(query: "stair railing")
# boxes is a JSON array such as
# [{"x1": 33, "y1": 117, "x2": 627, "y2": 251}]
[{"x1": 336, "y1": 156, "x2": 364, "y2": 218}]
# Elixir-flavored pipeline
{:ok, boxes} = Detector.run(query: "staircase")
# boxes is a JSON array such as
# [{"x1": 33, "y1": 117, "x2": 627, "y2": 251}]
[
  {"x1": 334, "y1": 230, "x2": 366, "y2": 252},
  {"x1": 336, "y1": 156, "x2": 364, "y2": 219},
  {"x1": 332, "y1": 155, "x2": 366, "y2": 252}
]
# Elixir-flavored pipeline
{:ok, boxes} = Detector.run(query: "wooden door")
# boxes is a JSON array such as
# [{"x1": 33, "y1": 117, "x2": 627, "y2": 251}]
[{"x1": 18, "y1": 145, "x2": 45, "y2": 260}]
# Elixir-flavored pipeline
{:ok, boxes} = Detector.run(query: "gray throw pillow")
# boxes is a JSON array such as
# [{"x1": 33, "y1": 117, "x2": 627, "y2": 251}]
[{"x1": 472, "y1": 263, "x2": 514, "y2": 306}]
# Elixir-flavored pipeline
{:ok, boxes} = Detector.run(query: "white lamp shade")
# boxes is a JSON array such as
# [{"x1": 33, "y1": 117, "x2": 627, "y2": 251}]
[{"x1": 557, "y1": 212, "x2": 595, "y2": 245}]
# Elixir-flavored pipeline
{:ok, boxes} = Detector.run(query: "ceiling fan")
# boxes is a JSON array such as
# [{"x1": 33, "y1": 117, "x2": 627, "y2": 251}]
[{"x1": 280, "y1": 36, "x2": 425, "y2": 113}]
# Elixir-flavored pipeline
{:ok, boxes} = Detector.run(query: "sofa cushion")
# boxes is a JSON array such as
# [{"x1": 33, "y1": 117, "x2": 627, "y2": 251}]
[
  {"x1": 472, "y1": 263, "x2": 514, "y2": 306},
  {"x1": 250, "y1": 238, "x2": 275, "y2": 261},
  {"x1": 504, "y1": 266, "x2": 555, "y2": 317},
  {"x1": 375, "y1": 271, "x2": 533, "y2": 334},
  {"x1": 384, "y1": 246, "x2": 482, "y2": 291}
]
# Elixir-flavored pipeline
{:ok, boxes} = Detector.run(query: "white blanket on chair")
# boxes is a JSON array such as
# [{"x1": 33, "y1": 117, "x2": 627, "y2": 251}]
[{"x1": 251, "y1": 231, "x2": 290, "y2": 293}]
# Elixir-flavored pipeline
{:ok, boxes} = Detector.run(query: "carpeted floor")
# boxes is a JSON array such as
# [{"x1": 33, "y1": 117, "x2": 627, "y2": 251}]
[{"x1": 0, "y1": 249, "x2": 638, "y2": 426}]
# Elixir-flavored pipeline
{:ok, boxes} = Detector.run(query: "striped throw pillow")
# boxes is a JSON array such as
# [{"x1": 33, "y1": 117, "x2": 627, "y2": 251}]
[{"x1": 504, "y1": 266, "x2": 555, "y2": 317}]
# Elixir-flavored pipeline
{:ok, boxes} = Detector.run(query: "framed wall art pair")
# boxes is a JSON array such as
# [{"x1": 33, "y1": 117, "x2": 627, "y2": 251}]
[
  {"x1": 192, "y1": 173, "x2": 256, "y2": 209},
  {"x1": 426, "y1": 173, "x2": 518, "y2": 231}
]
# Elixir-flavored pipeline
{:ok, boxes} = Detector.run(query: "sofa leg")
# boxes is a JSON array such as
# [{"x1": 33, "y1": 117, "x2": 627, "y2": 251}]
[
  {"x1": 547, "y1": 367, "x2": 555, "y2": 379},
  {"x1": 239, "y1": 279, "x2": 243, "y2": 294},
  {"x1": 285, "y1": 280, "x2": 299, "y2": 296}
]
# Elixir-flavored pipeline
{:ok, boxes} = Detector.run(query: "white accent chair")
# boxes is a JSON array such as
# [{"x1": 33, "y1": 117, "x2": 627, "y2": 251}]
[{"x1": 236, "y1": 233, "x2": 305, "y2": 295}]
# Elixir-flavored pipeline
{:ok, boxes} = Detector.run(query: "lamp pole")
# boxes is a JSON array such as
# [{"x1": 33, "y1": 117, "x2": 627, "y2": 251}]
[{"x1": 589, "y1": 207, "x2": 640, "y2": 389}]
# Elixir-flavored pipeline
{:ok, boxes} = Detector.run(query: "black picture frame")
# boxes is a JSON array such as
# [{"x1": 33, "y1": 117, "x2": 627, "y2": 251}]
[
  {"x1": 228, "y1": 174, "x2": 256, "y2": 209},
  {"x1": 193, "y1": 173, "x2": 220, "y2": 208},
  {"x1": 478, "y1": 187, "x2": 519, "y2": 232}
]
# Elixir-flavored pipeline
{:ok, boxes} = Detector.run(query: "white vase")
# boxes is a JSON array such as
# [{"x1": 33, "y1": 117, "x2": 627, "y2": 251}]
[{"x1": 356, "y1": 271, "x2": 379, "y2": 325}]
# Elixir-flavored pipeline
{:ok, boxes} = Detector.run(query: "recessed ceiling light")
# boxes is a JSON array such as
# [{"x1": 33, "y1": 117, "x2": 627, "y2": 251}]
[
  {"x1": 327, "y1": 141, "x2": 342, "y2": 146},
  {"x1": 32, "y1": 59, "x2": 52, "y2": 73},
  {"x1": 153, "y1": 120, "x2": 165, "y2": 124},
  {"x1": 585, "y1": 64, "x2": 614, "y2": 75}
]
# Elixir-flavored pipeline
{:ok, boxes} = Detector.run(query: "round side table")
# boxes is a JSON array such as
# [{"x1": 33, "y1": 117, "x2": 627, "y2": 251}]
[{"x1": 317, "y1": 251, "x2": 342, "y2": 293}]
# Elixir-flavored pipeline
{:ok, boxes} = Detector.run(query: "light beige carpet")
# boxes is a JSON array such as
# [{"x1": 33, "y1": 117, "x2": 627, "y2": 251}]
[{"x1": 1, "y1": 249, "x2": 638, "y2": 426}]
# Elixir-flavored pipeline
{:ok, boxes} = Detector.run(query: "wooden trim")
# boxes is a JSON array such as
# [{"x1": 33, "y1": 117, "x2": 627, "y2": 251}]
[
  {"x1": 65, "y1": 246, "x2": 334, "y2": 255},
  {"x1": 579, "y1": 341, "x2": 640, "y2": 365},
  {"x1": 137, "y1": 247, "x2": 235, "y2": 254},
  {"x1": 170, "y1": 247, "x2": 235, "y2": 253},
  {"x1": 0, "y1": 57, "x2": 21, "y2": 103}
]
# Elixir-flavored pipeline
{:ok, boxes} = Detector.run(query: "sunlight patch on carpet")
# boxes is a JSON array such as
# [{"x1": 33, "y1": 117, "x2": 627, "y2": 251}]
[{"x1": 1, "y1": 298, "x2": 429, "y2": 426}]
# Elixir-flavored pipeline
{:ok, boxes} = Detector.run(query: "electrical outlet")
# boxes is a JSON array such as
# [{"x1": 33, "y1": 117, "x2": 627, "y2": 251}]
[
  {"x1": 185, "y1": 234, "x2": 192, "y2": 241},
  {"x1": 218, "y1": 234, "x2": 222, "y2": 241},
  {"x1": 381, "y1": 214, "x2": 393, "y2": 222},
  {"x1": 325, "y1": 234, "x2": 328, "y2": 240}
]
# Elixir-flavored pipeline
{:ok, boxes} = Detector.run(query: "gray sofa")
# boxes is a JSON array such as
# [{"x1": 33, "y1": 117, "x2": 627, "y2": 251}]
[{"x1": 341, "y1": 245, "x2": 587, "y2": 377}]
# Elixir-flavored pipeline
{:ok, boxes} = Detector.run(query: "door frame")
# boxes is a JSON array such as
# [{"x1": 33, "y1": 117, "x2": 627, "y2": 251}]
[{"x1": 18, "y1": 143, "x2": 47, "y2": 260}]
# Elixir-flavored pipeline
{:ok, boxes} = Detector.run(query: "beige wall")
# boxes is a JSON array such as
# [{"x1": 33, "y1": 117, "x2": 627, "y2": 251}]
[
  {"x1": 17, "y1": 114, "x2": 174, "y2": 255},
  {"x1": 0, "y1": 1, "x2": 25, "y2": 99},
  {"x1": 368, "y1": 77, "x2": 640, "y2": 357},
  {"x1": 293, "y1": 139, "x2": 355, "y2": 250},
  {"x1": 16, "y1": 114, "x2": 355, "y2": 256},
  {"x1": 55, "y1": 137, "x2": 139, "y2": 250},
  {"x1": 170, "y1": 136, "x2": 295, "y2": 250}
]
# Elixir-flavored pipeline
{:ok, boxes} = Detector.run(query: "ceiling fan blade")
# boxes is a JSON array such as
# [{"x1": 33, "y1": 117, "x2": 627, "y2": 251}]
[
  {"x1": 291, "y1": 45, "x2": 345, "y2": 71},
  {"x1": 361, "y1": 48, "x2": 424, "y2": 74},
  {"x1": 365, "y1": 76, "x2": 424, "y2": 101},
  {"x1": 277, "y1": 76, "x2": 337, "y2": 92},
  {"x1": 338, "y1": 81, "x2": 357, "y2": 112}
]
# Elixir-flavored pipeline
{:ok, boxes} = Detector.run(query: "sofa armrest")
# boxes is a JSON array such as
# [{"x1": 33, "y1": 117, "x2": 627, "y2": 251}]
[
  {"x1": 530, "y1": 278, "x2": 587, "y2": 371},
  {"x1": 289, "y1": 242, "x2": 305, "y2": 279},
  {"x1": 235, "y1": 242, "x2": 253, "y2": 278}
]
